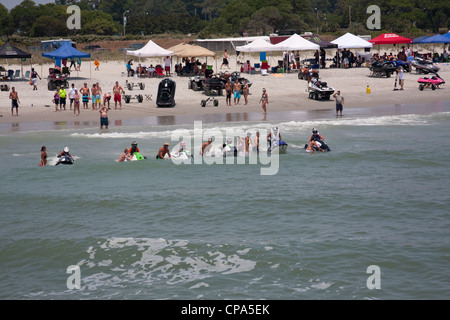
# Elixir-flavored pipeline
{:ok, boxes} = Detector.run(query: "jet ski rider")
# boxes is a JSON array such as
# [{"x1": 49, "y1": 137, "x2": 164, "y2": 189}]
[
  {"x1": 309, "y1": 128, "x2": 325, "y2": 143},
  {"x1": 308, "y1": 128, "x2": 331, "y2": 151},
  {"x1": 57, "y1": 147, "x2": 74, "y2": 162},
  {"x1": 129, "y1": 141, "x2": 140, "y2": 155},
  {"x1": 267, "y1": 126, "x2": 282, "y2": 150},
  {"x1": 220, "y1": 138, "x2": 237, "y2": 157}
]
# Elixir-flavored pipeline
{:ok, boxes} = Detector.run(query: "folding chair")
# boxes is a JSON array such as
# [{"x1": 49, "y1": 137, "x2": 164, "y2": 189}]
[
  {"x1": 14, "y1": 70, "x2": 20, "y2": 79},
  {"x1": 24, "y1": 70, "x2": 30, "y2": 79}
]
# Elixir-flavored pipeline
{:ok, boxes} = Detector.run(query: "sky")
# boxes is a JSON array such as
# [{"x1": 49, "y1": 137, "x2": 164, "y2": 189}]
[{"x1": 1, "y1": 0, "x2": 54, "y2": 10}]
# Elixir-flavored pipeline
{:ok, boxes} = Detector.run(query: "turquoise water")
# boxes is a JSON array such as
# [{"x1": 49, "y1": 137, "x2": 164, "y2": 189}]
[{"x1": 1, "y1": 102, "x2": 449, "y2": 300}]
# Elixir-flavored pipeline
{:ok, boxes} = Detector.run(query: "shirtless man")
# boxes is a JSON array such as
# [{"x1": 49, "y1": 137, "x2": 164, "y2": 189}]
[
  {"x1": 201, "y1": 138, "x2": 213, "y2": 156},
  {"x1": 96, "y1": 82, "x2": 102, "y2": 108},
  {"x1": 233, "y1": 80, "x2": 242, "y2": 105},
  {"x1": 9, "y1": 87, "x2": 20, "y2": 116},
  {"x1": 91, "y1": 83, "x2": 98, "y2": 110},
  {"x1": 99, "y1": 105, "x2": 109, "y2": 129},
  {"x1": 156, "y1": 142, "x2": 172, "y2": 160},
  {"x1": 225, "y1": 79, "x2": 233, "y2": 106},
  {"x1": 113, "y1": 81, "x2": 124, "y2": 110},
  {"x1": 80, "y1": 83, "x2": 90, "y2": 110},
  {"x1": 103, "y1": 92, "x2": 112, "y2": 109}
]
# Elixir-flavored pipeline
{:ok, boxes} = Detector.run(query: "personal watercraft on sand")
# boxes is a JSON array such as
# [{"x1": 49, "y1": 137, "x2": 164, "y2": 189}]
[
  {"x1": 156, "y1": 78, "x2": 176, "y2": 107},
  {"x1": 308, "y1": 77, "x2": 335, "y2": 100},
  {"x1": 410, "y1": 56, "x2": 440, "y2": 74},
  {"x1": 369, "y1": 60, "x2": 397, "y2": 78},
  {"x1": 417, "y1": 73, "x2": 445, "y2": 90}
]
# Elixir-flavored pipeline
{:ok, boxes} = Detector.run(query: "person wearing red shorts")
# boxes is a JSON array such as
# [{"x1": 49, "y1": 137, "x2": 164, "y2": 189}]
[{"x1": 113, "y1": 81, "x2": 124, "y2": 110}]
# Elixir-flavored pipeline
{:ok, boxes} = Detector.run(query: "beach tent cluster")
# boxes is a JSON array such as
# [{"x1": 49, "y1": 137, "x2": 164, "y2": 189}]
[{"x1": 0, "y1": 42, "x2": 32, "y2": 79}]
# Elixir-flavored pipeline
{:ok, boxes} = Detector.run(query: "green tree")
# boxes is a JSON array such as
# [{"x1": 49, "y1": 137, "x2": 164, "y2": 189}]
[
  {"x1": 0, "y1": 3, "x2": 14, "y2": 37},
  {"x1": 10, "y1": 0, "x2": 40, "y2": 36},
  {"x1": 31, "y1": 15, "x2": 68, "y2": 37}
]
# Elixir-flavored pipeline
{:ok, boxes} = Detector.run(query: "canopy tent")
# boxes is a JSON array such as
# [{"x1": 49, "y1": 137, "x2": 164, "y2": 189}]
[
  {"x1": 412, "y1": 36, "x2": 430, "y2": 44},
  {"x1": 235, "y1": 38, "x2": 279, "y2": 53},
  {"x1": 42, "y1": 42, "x2": 90, "y2": 60},
  {"x1": 42, "y1": 42, "x2": 91, "y2": 77},
  {"x1": 369, "y1": 33, "x2": 412, "y2": 45},
  {"x1": 273, "y1": 33, "x2": 320, "y2": 51},
  {"x1": 0, "y1": 42, "x2": 32, "y2": 59},
  {"x1": 331, "y1": 33, "x2": 373, "y2": 49},
  {"x1": 168, "y1": 42, "x2": 217, "y2": 72},
  {"x1": 272, "y1": 34, "x2": 320, "y2": 72},
  {"x1": 419, "y1": 34, "x2": 450, "y2": 44},
  {"x1": 168, "y1": 43, "x2": 216, "y2": 57},
  {"x1": 0, "y1": 42, "x2": 32, "y2": 79},
  {"x1": 301, "y1": 34, "x2": 338, "y2": 49},
  {"x1": 126, "y1": 40, "x2": 174, "y2": 58}
]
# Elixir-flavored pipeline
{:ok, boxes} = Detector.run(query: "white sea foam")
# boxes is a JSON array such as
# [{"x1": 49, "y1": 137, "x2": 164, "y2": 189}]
[
  {"x1": 278, "y1": 112, "x2": 449, "y2": 132},
  {"x1": 77, "y1": 237, "x2": 258, "y2": 289}
]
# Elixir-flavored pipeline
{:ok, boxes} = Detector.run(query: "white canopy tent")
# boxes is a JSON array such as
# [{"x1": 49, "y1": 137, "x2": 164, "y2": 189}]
[
  {"x1": 273, "y1": 33, "x2": 320, "y2": 51},
  {"x1": 235, "y1": 38, "x2": 279, "y2": 52},
  {"x1": 126, "y1": 40, "x2": 174, "y2": 58},
  {"x1": 272, "y1": 34, "x2": 320, "y2": 72},
  {"x1": 126, "y1": 40, "x2": 174, "y2": 73},
  {"x1": 331, "y1": 33, "x2": 373, "y2": 49},
  {"x1": 235, "y1": 38, "x2": 281, "y2": 72}
]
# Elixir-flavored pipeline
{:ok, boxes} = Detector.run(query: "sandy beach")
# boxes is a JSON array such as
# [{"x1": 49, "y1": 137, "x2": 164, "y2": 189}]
[{"x1": 1, "y1": 54, "x2": 449, "y2": 126}]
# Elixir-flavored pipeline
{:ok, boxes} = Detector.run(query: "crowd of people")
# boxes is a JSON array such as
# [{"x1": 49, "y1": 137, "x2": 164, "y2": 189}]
[{"x1": 126, "y1": 57, "x2": 171, "y2": 78}]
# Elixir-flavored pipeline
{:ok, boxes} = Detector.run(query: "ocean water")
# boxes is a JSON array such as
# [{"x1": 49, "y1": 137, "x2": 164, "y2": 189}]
[{"x1": 0, "y1": 102, "x2": 449, "y2": 300}]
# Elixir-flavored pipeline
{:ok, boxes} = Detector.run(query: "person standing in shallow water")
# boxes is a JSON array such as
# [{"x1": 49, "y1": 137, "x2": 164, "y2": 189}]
[
  {"x1": 40, "y1": 146, "x2": 47, "y2": 166},
  {"x1": 259, "y1": 88, "x2": 268, "y2": 114},
  {"x1": 9, "y1": 87, "x2": 20, "y2": 116}
]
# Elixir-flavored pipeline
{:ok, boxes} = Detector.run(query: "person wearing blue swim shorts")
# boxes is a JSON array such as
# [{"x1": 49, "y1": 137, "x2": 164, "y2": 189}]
[{"x1": 233, "y1": 79, "x2": 241, "y2": 105}]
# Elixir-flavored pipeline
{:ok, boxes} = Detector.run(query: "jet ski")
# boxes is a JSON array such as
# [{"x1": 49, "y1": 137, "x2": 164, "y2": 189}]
[
  {"x1": 410, "y1": 56, "x2": 440, "y2": 74},
  {"x1": 55, "y1": 155, "x2": 73, "y2": 165},
  {"x1": 304, "y1": 140, "x2": 331, "y2": 152},
  {"x1": 418, "y1": 73, "x2": 445, "y2": 91},
  {"x1": 128, "y1": 152, "x2": 146, "y2": 161},
  {"x1": 268, "y1": 140, "x2": 288, "y2": 154},
  {"x1": 172, "y1": 150, "x2": 193, "y2": 160},
  {"x1": 369, "y1": 60, "x2": 397, "y2": 78},
  {"x1": 308, "y1": 77, "x2": 335, "y2": 100},
  {"x1": 267, "y1": 126, "x2": 288, "y2": 154},
  {"x1": 156, "y1": 78, "x2": 176, "y2": 107}
]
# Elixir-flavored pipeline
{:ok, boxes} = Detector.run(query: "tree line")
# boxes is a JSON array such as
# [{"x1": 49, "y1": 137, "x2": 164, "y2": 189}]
[{"x1": 0, "y1": 0, "x2": 448, "y2": 39}]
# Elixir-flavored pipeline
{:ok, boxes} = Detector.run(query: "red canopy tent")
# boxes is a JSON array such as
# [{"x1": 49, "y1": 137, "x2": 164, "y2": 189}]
[{"x1": 369, "y1": 33, "x2": 412, "y2": 45}]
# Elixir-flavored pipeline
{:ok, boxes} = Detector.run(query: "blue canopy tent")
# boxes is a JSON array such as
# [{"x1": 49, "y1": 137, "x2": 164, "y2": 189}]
[
  {"x1": 420, "y1": 34, "x2": 450, "y2": 44},
  {"x1": 42, "y1": 42, "x2": 91, "y2": 77},
  {"x1": 412, "y1": 36, "x2": 430, "y2": 44},
  {"x1": 418, "y1": 34, "x2": 450, "y2": 61}
]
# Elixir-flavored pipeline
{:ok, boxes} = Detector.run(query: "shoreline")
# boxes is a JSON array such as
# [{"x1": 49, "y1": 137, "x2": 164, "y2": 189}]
[
  {"x1": 1, "y1": 99, "x2": 449, "y2": 134},
  {"x1": 1, "y1": 59, "x2": 449, "y2": 132}
]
